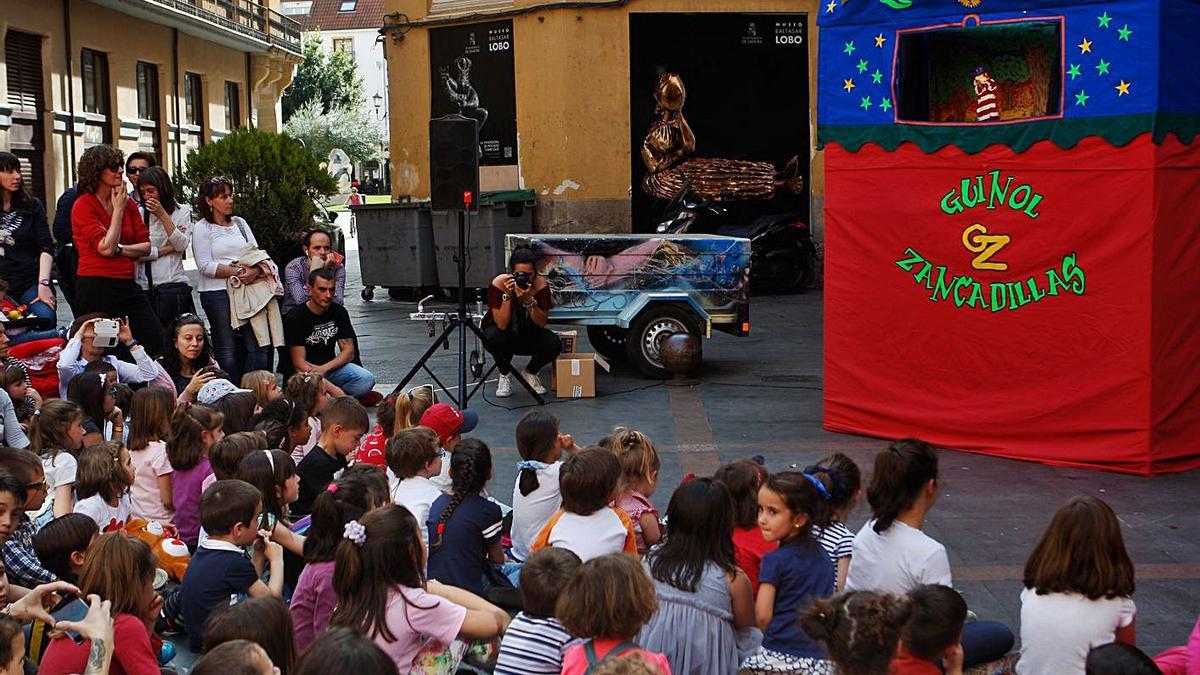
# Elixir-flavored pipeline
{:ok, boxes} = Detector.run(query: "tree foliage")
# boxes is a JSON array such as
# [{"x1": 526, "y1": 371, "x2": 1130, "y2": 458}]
[
  {"x1": 283, "y1": 98, "x2": 384, "y2": 166},
  {"x1": 282, "y1": 33, "x2": 364, "y2": 121},
  {"x1": 181, "y1": 128, "x2": 337, "y2": 264}
]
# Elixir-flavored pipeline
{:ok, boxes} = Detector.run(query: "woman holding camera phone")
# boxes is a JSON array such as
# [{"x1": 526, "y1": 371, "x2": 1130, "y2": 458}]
[
  {"x1": 56, "y1": 314, "x2": 161, "y2": 398},
  {"x1": 481, "y1": 246, "x2": 562, "y2": 398},
  {"x1": 68, "y1": 145, "x2": 165, "y2": 355}
]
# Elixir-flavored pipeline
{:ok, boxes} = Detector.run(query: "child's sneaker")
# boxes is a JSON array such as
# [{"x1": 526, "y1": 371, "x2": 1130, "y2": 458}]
[
  {"x1": 521, "y1": 370, "x2": 547, "y2": 395},
  {"x1": 496, "y1": 374, "x2": 512, "y2": 398}
]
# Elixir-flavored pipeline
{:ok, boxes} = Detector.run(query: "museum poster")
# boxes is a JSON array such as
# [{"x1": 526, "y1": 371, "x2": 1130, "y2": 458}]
[{"x1": 429, "y1": 20, "x2": 518, "y2": 166}]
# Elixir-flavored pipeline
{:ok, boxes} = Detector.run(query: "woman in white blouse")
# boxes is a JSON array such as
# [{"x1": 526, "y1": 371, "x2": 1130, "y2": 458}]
[
  {"x1": 134, "y1": 167, "x2": 195, "y2": 329},
  {"x1": 191, "y1": 176, "x2": 268, "y2": 382}
]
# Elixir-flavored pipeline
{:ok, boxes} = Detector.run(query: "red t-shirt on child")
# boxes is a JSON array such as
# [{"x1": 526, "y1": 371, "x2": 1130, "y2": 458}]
[
  {"x1": 71, "y1": 192, "x2": 149, "y2": 279},
  {"x1": 889, "y1": 645, "x2": 942, "y2": 675},
  {"x1": 733, "y1": 526, "x2": 778, "y2": 595},
  {"x1": 353, "y1": 425, "x2": 389, "y2": 470},
  {"x1": 561, "y1": 638, "x2": 672, "y2": 675}
]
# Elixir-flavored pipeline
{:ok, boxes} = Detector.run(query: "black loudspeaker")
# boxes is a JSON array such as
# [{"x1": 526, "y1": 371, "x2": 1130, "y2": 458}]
[{"x1": 429, "y1": 114, "x2": 480, "y2": 211}]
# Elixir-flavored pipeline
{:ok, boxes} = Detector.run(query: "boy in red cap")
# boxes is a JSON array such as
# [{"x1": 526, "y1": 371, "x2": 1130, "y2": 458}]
[{"x1": 419, "y1": 402, "x2": 478, "y2": 491}]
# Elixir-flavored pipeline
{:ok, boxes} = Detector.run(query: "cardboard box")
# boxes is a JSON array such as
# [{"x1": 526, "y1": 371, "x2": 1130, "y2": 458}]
[
  {"x1": 552, "y1": 352, "x2": 611, "y2": 399},
  {"x1": 556, "y1": 330, "x2": 578, "y2": 355}
]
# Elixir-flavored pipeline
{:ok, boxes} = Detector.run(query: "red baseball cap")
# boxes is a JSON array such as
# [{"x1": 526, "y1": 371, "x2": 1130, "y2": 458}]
[{"x1": 419, "y1": 403, "x2": 479, "y2": 447}]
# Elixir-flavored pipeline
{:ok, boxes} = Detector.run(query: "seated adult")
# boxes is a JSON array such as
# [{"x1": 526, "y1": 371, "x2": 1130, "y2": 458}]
[
  {"x1": 481, "y1": 246, "x2": 561, "y2": 398},
  {"x1": 158, "y1": 313, "x2": 220, "y2": 403},
  {"x1": 281, "y1": 228, "x2": 344, "y2": 316},
  {"x1": 283, "y1": 268, "x2": 377, "y2": 402},
  {"x1": 0, "y1": 151, "x2": 57, "y2": 323},
  {"x1": 56, "y1": 314, "x2": 160, "y2": 398}
]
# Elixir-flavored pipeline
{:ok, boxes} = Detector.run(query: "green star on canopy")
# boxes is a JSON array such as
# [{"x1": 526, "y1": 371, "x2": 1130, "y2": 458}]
[
  {"x1": 880, "y1": 98, "x2": 892, "y2": 112},
  {"x1": 860, "y1": 96, "x2": 872, "y2": 110},
  {"x1": 1118, "y1": 24, "x2": 1132, "y2": 41},
  {"x1": 1098, "y1": 11, "x2": 1112, "y2": 28},
  {"x1": 871, "y1": 69, "x2": 883, "y2": 84},
  {"x1": 1095, "y1": 59, "x2": 1111, "y2": 75},
  {"x1": 857, "y1": 59, "x2": 869, "y2": 73},
  {"x1": 1075, "y1": 90, "x2": 1090, "y2": 107},
  {"x1": 1067, "y1": 64, "x2": 1082, "y2": 80},
  {"x1": 844, "y1": 40, "x2": 856, "y2": 55}
]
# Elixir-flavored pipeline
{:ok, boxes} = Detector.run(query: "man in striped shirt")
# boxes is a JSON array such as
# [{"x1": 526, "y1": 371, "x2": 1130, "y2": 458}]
[{"x1": 494, "y1": 548, "x2": 583, "y2": 675}]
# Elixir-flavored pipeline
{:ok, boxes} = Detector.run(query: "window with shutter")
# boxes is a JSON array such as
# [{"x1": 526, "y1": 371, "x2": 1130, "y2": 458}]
[
  {"x1": 80, "y1": 49, "x2": 112, "y2": 147},
  {"x1": 4, "y1": 30, "x2": 46, "y2": 204}
]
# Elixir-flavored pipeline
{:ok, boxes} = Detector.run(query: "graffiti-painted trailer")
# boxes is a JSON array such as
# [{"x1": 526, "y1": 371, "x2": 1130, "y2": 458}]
[{"x1": 507, "y1": 234, "x2": 751, "y2": 378}]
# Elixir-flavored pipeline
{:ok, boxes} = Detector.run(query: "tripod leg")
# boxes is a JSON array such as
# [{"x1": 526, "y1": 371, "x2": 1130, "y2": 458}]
[
  {"x1": 390, "y1": 320, "x2": 460, "y2": 400},
  {"x1": 463, "y1": 321, "x2": 545, "y2": 406}
]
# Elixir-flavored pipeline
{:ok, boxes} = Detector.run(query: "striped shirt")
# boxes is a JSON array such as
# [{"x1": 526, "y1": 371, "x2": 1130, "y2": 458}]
[
  {"x1": 494, "y1": 613, "x2": 579, "y2": 675},
  {"x1": 813, "y1": 520, "x2": 854, "y2": 567}
]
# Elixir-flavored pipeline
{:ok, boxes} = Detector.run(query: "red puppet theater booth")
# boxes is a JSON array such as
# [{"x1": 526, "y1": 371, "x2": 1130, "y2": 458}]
[{"x1": 818, "y1": 0, "x2": 1200, "y2": 475}]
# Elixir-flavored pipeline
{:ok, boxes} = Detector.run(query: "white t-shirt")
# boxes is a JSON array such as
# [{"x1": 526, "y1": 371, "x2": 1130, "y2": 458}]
[
  {"x1": 510, "y1": 461, "x2": 563, "y2": 561},
  {"x1": 74, "y1": 493, "x2": 135, "y2": 533},
  {"x1": 539, "y1": 508, "x2": 632, "y2": 562},
  {"x1": 392, "y1": 476, "x2": 444, "y2": 548},
  {"x1": 1017, "y1": 588, "x2": 1136, "y2": 675},
  {"x1": 192, "y1": 216, "x2": 257, "y2": 292},
  {"x1": 845, "y1": 519, "x2": 952, "y2": 595},
  {"x1": 29, "y1": 452, "x2": 78, "y2": 521}
]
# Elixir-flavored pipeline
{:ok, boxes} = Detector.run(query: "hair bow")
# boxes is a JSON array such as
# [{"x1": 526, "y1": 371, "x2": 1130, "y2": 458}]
[
  {"x1": 343, "y1": 520, "x2": 366, "y2": 546},
  {"x1": 516, "y1": 460, "x2": 549, "y2": 472},
  {"x1": 803, "y1": 472, "x2": 833, "y2": 501}
]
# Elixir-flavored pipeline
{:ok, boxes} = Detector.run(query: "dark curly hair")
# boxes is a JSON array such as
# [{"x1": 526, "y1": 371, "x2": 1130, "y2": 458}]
[
  {"x1": 800, "y1": 591, "x2": 913, "y2": 675},
  {"x1": 77, "y1": 145, "x2": 124, "y2": 195}
]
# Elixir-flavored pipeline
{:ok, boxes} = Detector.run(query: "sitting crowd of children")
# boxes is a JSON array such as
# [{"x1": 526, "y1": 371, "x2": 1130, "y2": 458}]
[{"x1": 0, "y1": 372, "x2": 1190, "y2": 675}]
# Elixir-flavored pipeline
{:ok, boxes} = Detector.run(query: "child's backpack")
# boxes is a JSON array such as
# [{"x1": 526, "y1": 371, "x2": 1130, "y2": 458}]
[{"x1": 583, "y1": 641, "x2": 641, "y2": 674}]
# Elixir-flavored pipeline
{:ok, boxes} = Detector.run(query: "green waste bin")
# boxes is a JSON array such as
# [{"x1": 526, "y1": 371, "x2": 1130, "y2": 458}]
[
  {"x1": 433, "y1": 190, "x2": 536, "y2": 294},
  {"x1": 353, "y1": 202, "x2": 438, "y2": 300}
]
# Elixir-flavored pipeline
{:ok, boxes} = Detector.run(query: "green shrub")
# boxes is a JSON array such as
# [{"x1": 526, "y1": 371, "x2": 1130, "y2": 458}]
[{"x1": 180, "y1": 127, "x2": 337, "y2": 264}]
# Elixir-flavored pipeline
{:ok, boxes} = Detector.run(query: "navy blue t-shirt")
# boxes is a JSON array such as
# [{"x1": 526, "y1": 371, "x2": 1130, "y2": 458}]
[
  {"x1": 426, "y1": 494, "x2": 503, "y2": 595},
  {"x1": 760, "y1": 537, "x2": 836, "y2": 658},
  {"x1": 178, "y1": 545, "x2": 260, "y2": 651}
]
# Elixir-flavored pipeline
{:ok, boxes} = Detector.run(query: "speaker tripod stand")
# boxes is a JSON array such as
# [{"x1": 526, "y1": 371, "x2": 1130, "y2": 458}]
[{"x1": 390, "y1": 191, "x2": 545, "y2": 407}]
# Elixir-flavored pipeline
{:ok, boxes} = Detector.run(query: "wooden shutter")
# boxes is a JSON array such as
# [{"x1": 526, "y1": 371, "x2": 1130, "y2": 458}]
[{"x1": 4, "y1": 30, "x2": 46, "y2": 204}]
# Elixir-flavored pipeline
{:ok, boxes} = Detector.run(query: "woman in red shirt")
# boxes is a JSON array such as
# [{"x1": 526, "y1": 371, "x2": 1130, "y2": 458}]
[{"x1": 69, "y1": 145, "x2": 163, "y2": 354}]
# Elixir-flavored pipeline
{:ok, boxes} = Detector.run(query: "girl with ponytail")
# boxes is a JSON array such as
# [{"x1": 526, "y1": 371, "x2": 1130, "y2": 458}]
[
  {"x1": 844, "y1": 439, "x2": 1014, "y2": 669},
  {"x1": 804, "y1": 452, "x2": 863, "y2": 592},
  {"x1": 510, "y1": 411, "x2": 575, "y2": 563},
  {"x1": 798, "y1": 591, "x2": 913, "y2": 675},
  {"x1": 426, "y1": 439, "x2": 504, "y2": 596},
  {"x1": 353, "y1": 385, "x2": 437, "y2": 470},
  {"x1": 330, "y1": 504, "x2": 509, "y2": 669},
  {"x1": 291, "y1": 472, "x2": 380, "y2": 653},
  {"x1": 167, "y1": 403, "x2": 224, "y2": 548}
]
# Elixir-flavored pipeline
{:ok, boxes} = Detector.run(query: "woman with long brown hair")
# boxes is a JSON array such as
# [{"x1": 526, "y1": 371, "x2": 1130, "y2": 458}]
[{"x1": 0, "y1": 151, "x2": 56, "y2": 323}]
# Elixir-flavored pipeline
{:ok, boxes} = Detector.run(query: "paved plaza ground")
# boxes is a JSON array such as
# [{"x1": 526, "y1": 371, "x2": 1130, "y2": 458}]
[{"x1": 65, "y1": 212, "x2": 1199, "y2": 664}]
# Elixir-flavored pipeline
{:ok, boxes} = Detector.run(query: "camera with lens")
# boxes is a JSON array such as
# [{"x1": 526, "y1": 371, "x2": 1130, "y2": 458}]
[{"x1": 513, "y1": 271, "x2": 532, "y2": 289}]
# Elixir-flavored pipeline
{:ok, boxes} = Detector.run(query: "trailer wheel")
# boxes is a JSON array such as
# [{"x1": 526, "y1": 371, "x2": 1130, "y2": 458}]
[
  {"x1": 626, "y1": 305, "x2": 702, "y2": 379},
  {"x1": 586, "y1": 326, "x2": 629, "y2": 361}
]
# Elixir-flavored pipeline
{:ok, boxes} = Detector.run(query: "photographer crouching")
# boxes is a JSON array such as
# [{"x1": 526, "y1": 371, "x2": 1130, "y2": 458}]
[{"x1": 481, "y1": 246, "x2": 561, "y2": 398}]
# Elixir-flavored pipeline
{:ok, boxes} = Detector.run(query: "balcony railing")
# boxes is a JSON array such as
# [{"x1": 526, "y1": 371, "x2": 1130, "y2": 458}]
[{"x1": 136, "y1": 0, "x2": 302, "y2": 55}]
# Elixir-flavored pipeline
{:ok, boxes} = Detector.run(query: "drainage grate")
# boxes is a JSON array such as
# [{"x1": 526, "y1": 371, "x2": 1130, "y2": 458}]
[{"x1": 762, "y1": 374, "x2": 820, "y2": 384}]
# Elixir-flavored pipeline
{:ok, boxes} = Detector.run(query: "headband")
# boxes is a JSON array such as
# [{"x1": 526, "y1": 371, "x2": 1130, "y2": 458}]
[{"x1": 263, "y1": 450, "x2": 275, "y2": 472}]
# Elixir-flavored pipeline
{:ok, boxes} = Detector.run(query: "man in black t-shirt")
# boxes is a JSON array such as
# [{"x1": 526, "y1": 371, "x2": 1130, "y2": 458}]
[{"x1": 283, "y1": 267, "x2": 378, "y2": 400}]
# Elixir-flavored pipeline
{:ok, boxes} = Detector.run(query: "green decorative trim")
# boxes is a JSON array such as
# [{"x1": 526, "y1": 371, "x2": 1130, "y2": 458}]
[{"x1": 818, "y1": 113, "x2": 1200, "y2": 154}]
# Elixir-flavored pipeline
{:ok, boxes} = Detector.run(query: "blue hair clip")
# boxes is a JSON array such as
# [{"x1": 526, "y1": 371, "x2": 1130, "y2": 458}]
[
  {"x1": 803, "y1": 472, "x2": 832, "y2": 501},
  {"x1": 517, "y1": 460, "x2": 549, "y2": 472}
]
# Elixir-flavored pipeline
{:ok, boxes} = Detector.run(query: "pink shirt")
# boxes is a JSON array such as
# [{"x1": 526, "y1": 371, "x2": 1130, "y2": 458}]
[
  {"x1": 130, "y1": 441, "x2": 173, "y2": 522},
  {"x1": 291, "y1": 560, "x2": 337, "y2": 654},
  {"x1": 561, "y1": 639, "x2": 672, "y2": 675},
  {"x1": 372, "y1": 586, "x2": 467, "y2": 669},
  {"x1": 616, "y1": 490, "x2": 658, "y2": 555}
]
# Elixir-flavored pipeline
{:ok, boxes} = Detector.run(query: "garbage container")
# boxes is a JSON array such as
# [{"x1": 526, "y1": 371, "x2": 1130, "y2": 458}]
[
  {"x1": 353, "y1": 202, "x2": 438, "y2": 301},
  {"x1": 433, "y1": 190, "x2": 536, "y2": 294}
]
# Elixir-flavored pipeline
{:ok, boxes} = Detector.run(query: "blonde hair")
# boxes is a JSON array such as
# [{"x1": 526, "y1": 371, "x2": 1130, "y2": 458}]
[
  {"x1": 391, "y1": 386, "x2": 437, "y2": 435},
  {"x1": 241, "y1": 371, "x2": 278, "y2": 409},
  {"x1": 609, "y1": 427, "x2": 661, "y2": 491}
]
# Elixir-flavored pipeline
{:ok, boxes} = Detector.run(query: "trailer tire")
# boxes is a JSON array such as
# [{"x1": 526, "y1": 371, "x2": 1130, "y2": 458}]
[
  {"x1": 587, "y1": 326, "x2": 629, "y2": 361},
  {"x1": 626, "y1": 305, "x2": 702, "y2": 379}
]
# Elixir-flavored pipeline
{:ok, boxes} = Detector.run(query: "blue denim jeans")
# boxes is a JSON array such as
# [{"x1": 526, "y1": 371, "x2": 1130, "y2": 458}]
[
  {"x1": 961, "y1": 620, "x2": 1015, "y2": 667},
  {"x1": 16, "y1": 284, "x2": 56, "y2": 322},
  {"x1": 324, "y1": 362, "x2": 377, "y2": 398},
  {"x1": 200, "y1": 290, "x2": 270, "y2": 382}
]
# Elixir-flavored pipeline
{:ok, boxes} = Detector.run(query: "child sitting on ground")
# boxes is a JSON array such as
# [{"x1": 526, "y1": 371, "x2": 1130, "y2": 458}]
[
  {"x1": 386, "y1": 426, "x2": 444, "y2": 550},
  {"x1": 2, "y1": 364, "x2": 36, "y2": 427},
  {"x1": 127, "y1": 386, "x2": 176, "y2": 523},
  {"x1": 1086, "y1": 643, "x2": 1163, "y2": 675},
  {"x1": 286, "y1": 372, "x2": 331, "y2": 463},
  {"x1": 558, "y1": 553, "x2": 670, "y2": 674},
  {"x1": 610, "y1": 428, "x2": 662, "y2": 555},
  {"x1": 510, "y1": 411, "x2": 575, "y2": 563},
  {"x1": 178, "y1": 479, "x2": 285, "y2": 652},
  {"x1": 167, "y1": 403, "x2": 224, "y2": 548},
  {"x1": 293, "y1": 627, "x2": 400, "y2": 675},
  {"x1": 532, "y1": 447, "x2": 636, "y2": 562},
  {"x1": 494, "y1": 547, "x2": 582, "y2": 675},
  {"x1": 24, "y1": 514, "x2": 100, "y2": 666},
  {"x1": 427, "y1": 439, "x2": 504, "y2": 596},
  {"x1": 714, "y1": 458, "x2": 775, "y2": 595},
  {"x1": 0, "y1": 448, "x2": 55, "y2": 588},
  {"x1": 292, "y1": 396, "x2": 368, "y2": 517},
  {"x1": 256, "y1": 397, "x2": 312, "y2": 457},
  {"x1": 72, "y1": 441, "x2": 136, "y2": 532},
  {"x1": 419, "y1": 402, "x2": 478, "y2": 491},
  {"x1": 892, "y1": 584, "x2": 967, "y2": 675},
  {"x1": 203, "y1": 596, "x2": 297, "y2": 674},
  {"x1": 799, "y1": 591, "x2": 913, "y2": 675},
  {"x1": 28, "y1": 399, "x2": 86, "y2": 522},
  {"x1": 805, "y1": 453, "x2": 862, "y2": 592},
  {"x1": 354, "y1": 385, "x2": 437, "y2": 471},
  {"x1": 330, "y1": 504, "x2": 509, "y2": 669},
  {"x1": 204, "y1": 431, "x2": 269, "y2": 493},
  {"x1": 241, "y1": 370, "x2": 281, "y2": 411},
  {"x1": 192, "y1": 639, "x2": 276, "y2": 675}
]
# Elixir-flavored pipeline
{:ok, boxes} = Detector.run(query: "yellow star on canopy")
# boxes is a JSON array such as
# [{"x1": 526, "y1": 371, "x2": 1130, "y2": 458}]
[
  {"x1": 826, "y1": 0, "x2": 837, "y2": 12},
  {"x1": 1078, "y1": 37, "x2": 1093, "y2": 53},
  {"x1": 874, "y1": 33, "x2": 887, "y2": 48},
  {"x1": 843, "y1": 78, "x2": 856, "y2": 92},
  {"x1": 1115, "y1": 80, "x2": 1132, "y2": 96}
]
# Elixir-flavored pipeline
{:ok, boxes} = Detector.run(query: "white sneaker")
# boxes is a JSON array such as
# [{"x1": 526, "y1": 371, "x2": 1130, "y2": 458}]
[
  {"x1": 521, "y1": 369, "x2": 547, "y2": 395},
  {"x1": 496, "y1": 373, "x2": 512, "y2": 398}
]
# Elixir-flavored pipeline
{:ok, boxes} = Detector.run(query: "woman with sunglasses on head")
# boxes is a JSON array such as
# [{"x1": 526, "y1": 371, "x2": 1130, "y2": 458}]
[
  {"x1": 158, "y1": 313, "x2": 221, "y2": 404},
  {"x1": 134, "y1": 166, "x2": 195, "y2": 329},
  {"x1": 192, "y1": 176, "x2": 269, "y2": 383},
  {"x1": 69, "y1": 144, "x2": 164, "y2": 354},
  {"x1": 0, "y1": 152, "x2": 57, "y2": 324}
]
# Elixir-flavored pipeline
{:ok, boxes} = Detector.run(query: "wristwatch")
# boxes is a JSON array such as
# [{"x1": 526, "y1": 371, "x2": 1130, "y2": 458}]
[
  {"x1": 500, "y1": 293, "x2": 510, "y2": 302},
  {"x1": 116, "y1": 244, "x2": 124, "y2": 255},
  {"x1": 37, "y1": 279, "x2": 51, "y2": 287}
]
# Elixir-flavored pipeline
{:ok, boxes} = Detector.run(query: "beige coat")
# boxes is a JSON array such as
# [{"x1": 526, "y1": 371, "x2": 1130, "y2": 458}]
[{"x1": 227, "y1": 245, "x2": 285, "y2": 348}]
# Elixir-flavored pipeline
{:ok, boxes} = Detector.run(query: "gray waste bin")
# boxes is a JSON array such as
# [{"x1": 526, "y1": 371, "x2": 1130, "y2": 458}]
[
  {"x1": 353, "y1": 202, "x2": 438, "y2": 300},
  {"x1": 433, "y1": 193, "x2": 536, "y2": 294}
]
